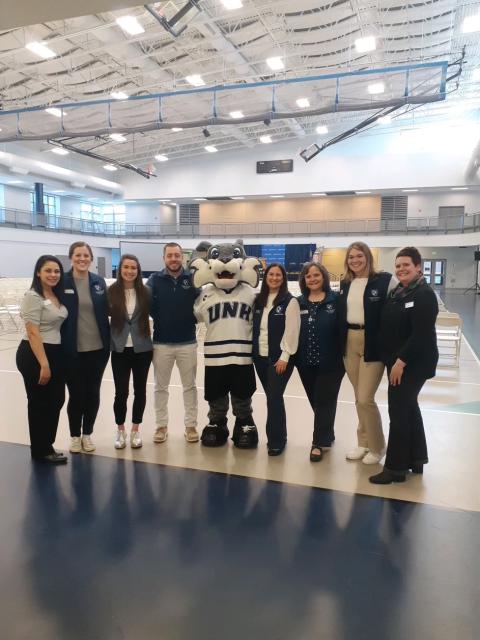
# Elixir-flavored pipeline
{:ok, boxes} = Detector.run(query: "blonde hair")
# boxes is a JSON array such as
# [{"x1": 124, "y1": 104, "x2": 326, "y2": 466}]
[{"x1": 343, "y1": 241, "x2": 377, "y2": 282}]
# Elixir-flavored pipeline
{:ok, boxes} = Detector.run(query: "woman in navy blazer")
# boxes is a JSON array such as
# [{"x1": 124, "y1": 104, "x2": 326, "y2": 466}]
[{"x1": 108, "y1": 254, "x2": 153, "y2": 450}]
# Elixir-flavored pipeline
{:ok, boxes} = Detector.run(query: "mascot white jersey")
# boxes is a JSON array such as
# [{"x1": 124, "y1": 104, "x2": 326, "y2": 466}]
[{"x1": 191, "y1": 242, "x2": 261, "y2": 448}]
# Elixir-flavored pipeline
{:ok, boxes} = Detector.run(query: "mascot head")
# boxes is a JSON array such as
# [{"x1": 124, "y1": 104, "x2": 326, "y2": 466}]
[{"x1": 190, "y1": 241, "x2": 261, "y2": 290}]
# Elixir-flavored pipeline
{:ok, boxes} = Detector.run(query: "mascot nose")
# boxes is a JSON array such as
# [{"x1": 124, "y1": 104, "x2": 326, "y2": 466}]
[{"x1": 219, "y1": 257, "x2": 230, "y2": 264}]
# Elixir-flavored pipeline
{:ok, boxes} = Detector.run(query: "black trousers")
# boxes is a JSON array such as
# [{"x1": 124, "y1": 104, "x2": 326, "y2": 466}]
[
  {"x1": 111, "y1": 348, "x2": 152, "y2": 425},
  {"x1": 385, "y1": 368, "x2": 428, "y2": 473},
  {"x1": 297, "y1": 364, "x2": 345, "y2": 448},
  {"x1": 16, "y1": 340, "x2": 66, "y2": 459},
  {"x1": 254, "y1": 356, "x2": 294, "y2": 448},
  {"x1": 65, "y1": 349, "x2": 110, "y2": 436}
]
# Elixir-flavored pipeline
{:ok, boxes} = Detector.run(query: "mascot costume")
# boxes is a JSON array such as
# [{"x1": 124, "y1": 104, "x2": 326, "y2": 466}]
[{"x1": 191, "y1": 242, "x2": 261, "y2": 448}]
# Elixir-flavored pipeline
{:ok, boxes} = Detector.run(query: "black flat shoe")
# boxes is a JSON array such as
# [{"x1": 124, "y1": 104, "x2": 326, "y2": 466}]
[
  {"x1": 369, "y1": 469, "x2": 405, "y2": 484},
  {"x1": 410, "y1": 464, "x2": 424, "y2": 474},
  {"x1": 268, "y1": 447, "x2": 285, "y2": 457},
  {"x1": 33, "y1": 452, "x2": 68, "y2": 465},
  {"x1": 310, "y1": 446, "x2": 323, "y2": 462}
]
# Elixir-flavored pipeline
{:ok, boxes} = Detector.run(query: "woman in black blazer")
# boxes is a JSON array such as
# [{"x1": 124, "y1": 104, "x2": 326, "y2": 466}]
[{"x1": 370, "y1": 247, "x2": 439, "y2": 485}]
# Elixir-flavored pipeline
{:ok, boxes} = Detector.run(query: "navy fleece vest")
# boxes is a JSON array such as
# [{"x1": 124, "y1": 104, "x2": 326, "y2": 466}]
[{"x1": 252, "y1": 293, "x2": 293, "y2": 363}]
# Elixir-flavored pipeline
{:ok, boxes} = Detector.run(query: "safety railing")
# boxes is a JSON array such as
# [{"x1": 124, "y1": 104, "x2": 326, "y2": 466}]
[{"x1": 0, "y1": 208, "x2": 479, "y2": 238}]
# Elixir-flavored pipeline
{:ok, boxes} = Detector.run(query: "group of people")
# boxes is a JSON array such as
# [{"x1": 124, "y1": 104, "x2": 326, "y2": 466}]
[{"x1": 17, "y1": 239, "x2": 439, "y2": 485}]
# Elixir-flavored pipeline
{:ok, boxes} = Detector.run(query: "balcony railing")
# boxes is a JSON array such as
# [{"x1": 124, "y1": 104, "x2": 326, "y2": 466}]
[{"x1": 1, "y1": 208, "x2": 479, "y2": 238}]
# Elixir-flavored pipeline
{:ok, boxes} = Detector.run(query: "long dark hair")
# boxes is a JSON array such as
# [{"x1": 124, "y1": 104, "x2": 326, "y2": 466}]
[
  {"x1": 255, "y1": 262, "x2": 289, "y2": 309},
  {"x1": 108, "y1": 254, "x2": 150, "y2": 338},
  {"x1": 30, "y1": 255, "x2": 65, "y2": 299},
  {"x1": 299, "y1": 262, "x2": 331, "y2": 297}
]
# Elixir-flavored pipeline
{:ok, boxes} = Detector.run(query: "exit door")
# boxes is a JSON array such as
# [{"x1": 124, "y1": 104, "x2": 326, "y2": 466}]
[{"x1": 422, "y1": 259, "x2": 446, "y2": 286}]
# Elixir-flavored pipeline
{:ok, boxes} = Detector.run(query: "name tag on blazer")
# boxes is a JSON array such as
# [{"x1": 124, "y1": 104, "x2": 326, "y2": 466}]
[
  {"x1": 300, "y1": 310, "x2": 309, "y2": 315},
  {"x1": 405, "y1": 301, "x2": 414, "y2": 308},
  {"x1": 65, "y1": 289, "x2": 75, "y2": 294}
]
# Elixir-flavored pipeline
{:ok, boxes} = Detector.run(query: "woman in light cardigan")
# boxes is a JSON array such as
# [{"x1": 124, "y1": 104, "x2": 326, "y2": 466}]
[
  {"x1": 108, "y1": 254, "x2": 153, "y2": 449},
  {"x1": 252, "y1": 263, "x2": 300, "y2": 456}
]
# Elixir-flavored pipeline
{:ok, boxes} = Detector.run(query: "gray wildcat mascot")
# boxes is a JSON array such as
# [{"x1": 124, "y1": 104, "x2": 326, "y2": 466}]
[{"x1": 191, "y1": 241, "x2": 261, "y2": 448}]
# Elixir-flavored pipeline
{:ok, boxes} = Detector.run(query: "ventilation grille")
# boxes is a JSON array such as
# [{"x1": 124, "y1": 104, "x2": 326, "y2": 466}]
[
  {"x1": 179, "y1": 203, "x2": 199, "y2": 226},
  {"x1": 438, "y1": 206, "x2": 465, "y2": 218},
  {"x1": 381, "y1": 196, "x2": 408, "y2": 220}
]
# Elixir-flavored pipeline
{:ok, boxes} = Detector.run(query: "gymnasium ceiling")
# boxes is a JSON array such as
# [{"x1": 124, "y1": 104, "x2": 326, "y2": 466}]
[{"x1": 0, "y1": 0, "x2": 479, "y2": 175}]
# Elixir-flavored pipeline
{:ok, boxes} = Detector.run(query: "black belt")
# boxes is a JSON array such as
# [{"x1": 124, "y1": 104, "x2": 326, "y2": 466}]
[{"x1": 348, "y1": 323, "x2": 365, "y2": 330}]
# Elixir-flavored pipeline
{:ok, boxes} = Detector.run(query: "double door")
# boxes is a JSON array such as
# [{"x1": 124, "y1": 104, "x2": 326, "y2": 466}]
[{"x1": 422, "y1": 258, "x2": 446, "y2": 286}]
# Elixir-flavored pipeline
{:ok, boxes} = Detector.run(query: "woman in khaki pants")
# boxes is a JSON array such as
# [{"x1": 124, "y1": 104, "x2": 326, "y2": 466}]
[{"x1": 337, "y1": 242, "x2": 395, "y2": 465}]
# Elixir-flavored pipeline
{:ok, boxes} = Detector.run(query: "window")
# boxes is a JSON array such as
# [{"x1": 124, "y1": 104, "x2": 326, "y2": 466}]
[
  {"x1": 30, "y1": 192, "x2": 59, "y2": 216},
  {"x1": 102, "y1": 204, "x2": 126, "y2": 224},
  {"x1": 80, "y1": 202, "x2": 102, "y2": 221}
]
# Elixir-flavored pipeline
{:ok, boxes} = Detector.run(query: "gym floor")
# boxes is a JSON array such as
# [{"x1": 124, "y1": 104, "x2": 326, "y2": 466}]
[{"x1": 0, "y1": 292, "x2": 479, "y2": 639}]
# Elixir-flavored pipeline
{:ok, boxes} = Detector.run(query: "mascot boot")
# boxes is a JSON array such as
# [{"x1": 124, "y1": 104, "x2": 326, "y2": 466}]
[
  {"x1": 201, "y1": 422, "x2": 230, "y2": 447},
  {"x1": 232, "y1": 420, "x2": 259, "y2": 449}
]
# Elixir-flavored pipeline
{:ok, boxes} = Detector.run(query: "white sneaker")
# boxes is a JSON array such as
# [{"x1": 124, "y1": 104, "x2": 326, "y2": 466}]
[
  {"x1": 70, "y1": 436, "x2": 82, "y2": 453},
  {"x1": 362, "y1": 451, "x2": 385, "y2": 465},
  {"x1": 130, "y1": 430, "x2": 142, "y2": 449},
  {"x1": 346, "y1": 446, "x2": 369, "y2": 460},
  {"x1": 153, "y1": 426, "x2": 168, "y2": 443},
  {"x1": 115, "y1": 429, "x2": 126, "y2": 449},
  {"x1": 81, "y1": 435, "x2": 96, "y2": 452}
]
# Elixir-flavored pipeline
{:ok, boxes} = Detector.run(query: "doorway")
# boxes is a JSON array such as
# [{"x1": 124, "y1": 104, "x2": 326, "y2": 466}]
[{"x1": 422, "y1": 258, "x2": 446, "y2": 287}]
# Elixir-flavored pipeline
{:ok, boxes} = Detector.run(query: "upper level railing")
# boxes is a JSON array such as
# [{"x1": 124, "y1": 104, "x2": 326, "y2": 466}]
[{"x1": 1, "y1": 207, "x2": 479, "y2": 238}]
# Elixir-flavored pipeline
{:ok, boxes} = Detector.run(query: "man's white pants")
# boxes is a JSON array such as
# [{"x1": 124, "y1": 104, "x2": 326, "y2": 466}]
[{"x1": 152, "y1": 343, "x2": 198, "y2": 428}]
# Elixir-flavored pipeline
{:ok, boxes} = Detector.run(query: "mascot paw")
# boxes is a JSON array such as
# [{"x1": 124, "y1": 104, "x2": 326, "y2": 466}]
[
  {"x1": 201, "y1": 424, "x2": 229, "y2": 447},
  {"x1": 232, "y1": 425, "x2": 258, "y2": 449}
]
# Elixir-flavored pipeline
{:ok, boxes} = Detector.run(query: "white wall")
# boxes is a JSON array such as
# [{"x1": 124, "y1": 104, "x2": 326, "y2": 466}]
[
  {"x1": 126, "y1": 203, "x2": 176, "y2": 225},
  {"x1": 408, "y1": 192, "x2": 480, "y2": 218},
  {"x1": 122, "y1": 124, "x2": 480, "y2": 201},
  {"x1": 4, "y1": 185, "x2": 31, "y2": 211}
]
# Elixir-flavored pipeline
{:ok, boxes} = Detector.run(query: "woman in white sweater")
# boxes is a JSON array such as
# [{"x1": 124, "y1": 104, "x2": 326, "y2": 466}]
[{"x1": 252, "y1": 263, "x2": 300, "y2": 456}]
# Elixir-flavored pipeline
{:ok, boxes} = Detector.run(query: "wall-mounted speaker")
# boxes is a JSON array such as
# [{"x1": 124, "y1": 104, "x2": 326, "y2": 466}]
[{"x1": 474, "y1": 250, "x2": 480, "y2": 261}]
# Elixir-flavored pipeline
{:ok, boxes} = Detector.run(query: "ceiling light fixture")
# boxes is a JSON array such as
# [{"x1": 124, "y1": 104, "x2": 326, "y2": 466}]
[
  {"x1": 155, "y1": 155, "x2": 169, "y2": 162},
  {"x1": 356, "y1": 191, "x2": 371, "y2": 194},
  {"x1": 103, "y1": 164, "x2": 118, "y2": 171},
  {"x1": 270, "y1": 195, "x2": 284, "y2": 198},
  {"x1": 355, "y1": 36, "x2": 376, "y2": 53},
  {"x1": 402, "y1": 189, "x2": 418, "y2": 192},
  {"x1": 462, "y1": 13, "x2": 480, "y2": 33},
  {"x1": 451, "y1": 187, "x2": 468, "y2": 190},
  {"x1": 311, "y1": 193, "x2": 327, "y2": 196},
  {"x1": 25, "y1": 41, "x2": 56, "y2": 59},
  {"x1": 205, "y1": 145, "x2": 218, "y2": 153},
  {"x1": 45, "y1": 107, "x2": 64, "y2": 118},
  {"x1": 231, "y1": 196, "x2": 245, "y2": 200},
  {"x1": 51, "y1": 147, "x2": 69, "y2": 155},
  {"x1": 222, "y1": 0, "x2": 243, "y2": 9},
  {"x1": 230, "y1": 110, "x2": 244, "y2": 119},
  {"x1": 316, "y1": 125, "x2": 328, "y2": 134},
  {"x1": 260, "y1": 135, "x2": 272, "y2": 144},
  {"x1": 171, "y1": 127, "x2": 183, "y2": 132},
  {"x1": 116, "y1": 15, "x2": 145, "y2": 35},
  {"x1": 186, "y1": 74, "x2": 205, "y2": 87},
  {"x1": 109, "y1": 133, "x2": 127, "y2": 142},
  {"x1": 111, "y1": 91, "x2": 129, "y2": 100},
  {"x1": 266, "y1": 56, "x2": 284, "y2": 71},
  {"x1": 368, "y1": 82, "x2": 385, "y2": 95},
  {"x1": 296, "y1": 97, "x2": 310, "y2": 109},
  {"x1": 194, "y1": 197, "x2": 207, "y2": 201}
]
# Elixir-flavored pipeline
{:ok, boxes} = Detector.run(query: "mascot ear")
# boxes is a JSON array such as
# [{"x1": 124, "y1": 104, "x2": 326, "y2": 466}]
[
  {"x1": 190, "y1": 257, "x2": 214, "y2": 287},
  {"x1": 240, "y1": 257, "x2": 262, "y2": 288}
]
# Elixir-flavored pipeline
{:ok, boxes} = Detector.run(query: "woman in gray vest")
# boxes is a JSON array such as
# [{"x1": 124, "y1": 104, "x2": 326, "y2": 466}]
[{"x1": 108, "y1": 254, "x2": 153, "y2": 449}]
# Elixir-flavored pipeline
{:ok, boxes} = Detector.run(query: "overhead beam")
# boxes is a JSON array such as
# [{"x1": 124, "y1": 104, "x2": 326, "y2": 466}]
[{"x1": 0, "y1": 0, "x2": 138, "y2": 31}]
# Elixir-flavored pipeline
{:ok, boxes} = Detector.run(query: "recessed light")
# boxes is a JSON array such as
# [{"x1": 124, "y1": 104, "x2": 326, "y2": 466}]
[
  {"x1": 205, "y1": 145, "x2": 218, "y2": 153},
  {"x1": 171, "y1": 127, "x2": 183, "y2": 132},
  {"x1": 462, "y1": 14, "x2": 480, "y2": 33},
  {"x1": 186, "y1": 74, "x2": 205, "y2": 87},
  {"x1": 368, "y1": 82, "x2": 385, "y2": 95},
  {"x1": 109, "y1": 133, "x2": 127, "y2": 142},
  {"x1": 402, "y1": 189, "x2": 418, "y2": 192},
  {"x1": 260, "y1": 135, "x2": 272, "y2": 144},
  {"x1": 316, "y1": 125, "x2": 328, "y2": 134},
  {"x1": 231, "y1": 196, "x2": 245, "y2": 200},
  {"x1": 116, "y1": 15, "x2": 145, "y2": 35},
  {"x1": 230, "y1": 110, "x2": 244, "y2": 119},
  {"x1": 311, "y1": 193, "x2": 326, "y2": 196},
  {"x1": 378, "y1": 115, "x2": 391, "y2": 124},
  {"x1": 111, "y1": 91, "x2": 129, "y2": 100},
  {"x1": 356, "y1": 191, "x2": 371, "y2": 194},
  {"x1": 355, "y1": 36, "x2": 376, "y2": 53},
  {"x1": 103, "y1": 164, "x2": 118, "y2": 171},
  {"x1": 45, "y1": 107, "x2": 65, "y2": 118},
  {"x1": 155, "y1": 154, "x2": 168, "y2": 162},
  {"x1": 270, "y1": 195, "x2": 284, "y2": 198},
  {"x1": 296, "y1": 97, "x2": 310, "y2": 109},
  {"x1": 26, "y1": 41, "x2": 56, "y2": 59},
  {"x1": 7, "y1": 180, "x2": 23, "y2": 184},
  {"x1": 222, "y1": 0, "x2": 243, "y2": 9},
  {"x1": 266, "y1": 56, "x2": 284, "y2": 71},
  {"x1": 194, "y1": 198, "x2": 207, "y2": 201},
  {"x1": 51, "y1": 147, "x2": 69, "y2": 155},
  {"x1": 451, "y1": 187, "x2": 468, "y2": 191}
]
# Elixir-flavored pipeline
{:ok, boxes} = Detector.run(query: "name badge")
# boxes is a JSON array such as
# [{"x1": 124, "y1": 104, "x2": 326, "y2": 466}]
[
  {"x1": 65, "y1": 289, "x2": 75, "y2": 294},
  {"x1": 405, "y1": 301, "x2": 414, "y2": 308},
  {"x1": 300, "y1": 310, "x2": 309, "y2": 315}
]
